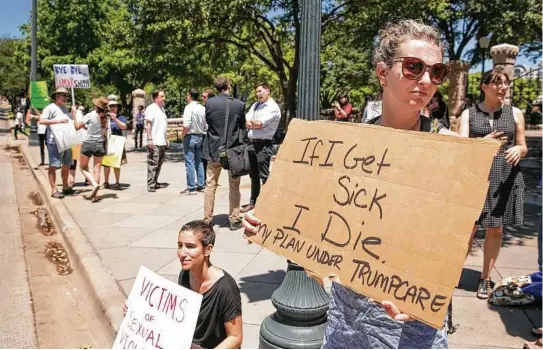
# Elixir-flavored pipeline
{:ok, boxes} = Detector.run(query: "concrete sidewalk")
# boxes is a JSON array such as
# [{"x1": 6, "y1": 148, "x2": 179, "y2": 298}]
[{"x1": 19, "y1": 133, "x2": 542, "y2": 349}]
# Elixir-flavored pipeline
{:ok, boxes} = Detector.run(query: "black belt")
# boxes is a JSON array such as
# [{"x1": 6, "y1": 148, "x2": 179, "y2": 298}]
[{"x1": 249, "y1": 139, "x2": 272, "y2": 144}]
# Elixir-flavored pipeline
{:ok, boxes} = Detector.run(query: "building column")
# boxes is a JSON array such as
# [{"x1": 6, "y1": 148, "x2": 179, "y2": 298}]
[
  {"x1": 490, "y1": 44, "x2": 519, "y2": 105},
  {"x1": 447, "y1": 60, "x2": 471, "y2": 131}
]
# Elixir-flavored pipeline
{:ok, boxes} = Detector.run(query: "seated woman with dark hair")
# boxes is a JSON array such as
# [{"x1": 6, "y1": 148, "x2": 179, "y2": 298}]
[
  {"x1": 177, "y1": 220, "x2": 243, "y2": 349},
  {"x1": 123, "y1": 220, "x2": 243, "y2": 349}
]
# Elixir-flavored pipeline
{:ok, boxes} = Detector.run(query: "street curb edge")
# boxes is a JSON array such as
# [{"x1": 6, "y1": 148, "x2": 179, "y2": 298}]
[{"x1": 19, "y1": 144, "x2": 124, "y2": 339}]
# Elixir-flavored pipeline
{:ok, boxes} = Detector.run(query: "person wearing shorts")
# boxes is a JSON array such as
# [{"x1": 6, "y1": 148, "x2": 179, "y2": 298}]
[
  {"x1": 39, "y1": 87, "x2": 76, "y2": 199},
  {"x1": 74, "y1": 97, "x2": 109, "y2": 202}
]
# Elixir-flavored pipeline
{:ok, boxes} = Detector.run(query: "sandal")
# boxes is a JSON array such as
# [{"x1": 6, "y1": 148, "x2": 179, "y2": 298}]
[
  {"x1": 51, "y1": 191, "x2": 64, "y2": 199},
  {"x1": 477, "y1": 278, "x2": 492, "y2": 299}
]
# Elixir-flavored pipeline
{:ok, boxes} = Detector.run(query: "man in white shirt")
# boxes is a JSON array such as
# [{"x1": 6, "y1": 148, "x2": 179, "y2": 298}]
[
  {"x1": 145, "y1": 89, "x2": 169, "y2": 192},
  {"x1": 181, "y1": 88, "x2": 207, "y2": 195},
  {"x1": 14, "y1": 108, "x2": 24, "y2": 140},
  {"x1": 39, "y1": 87, "x2": 76, "y2": 199},
  {"x1": 240, "y1": 83, "x2": 281, "y2": 213}
]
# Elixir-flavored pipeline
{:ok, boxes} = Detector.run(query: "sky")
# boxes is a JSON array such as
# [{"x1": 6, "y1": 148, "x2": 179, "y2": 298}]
[{"x1": 1, "y1": 0, "x2": 538, "y2": 73}]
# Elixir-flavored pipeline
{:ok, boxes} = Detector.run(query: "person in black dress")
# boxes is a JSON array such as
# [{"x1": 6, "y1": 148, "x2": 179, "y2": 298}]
[
  {"x1": 458, "y1": 69, "x2": 528, "y2": 299},
  {"x1": 177, "y1": 220, "x2": 243, "y2": 349}
]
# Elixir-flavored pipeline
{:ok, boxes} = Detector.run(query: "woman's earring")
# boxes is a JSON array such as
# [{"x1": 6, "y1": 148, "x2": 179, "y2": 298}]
[{"x1": 381, "y1": 81, "x2": 387, "y2": 87}]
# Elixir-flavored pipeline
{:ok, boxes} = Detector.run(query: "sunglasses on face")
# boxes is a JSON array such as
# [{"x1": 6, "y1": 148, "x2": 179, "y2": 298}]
[{"x1": 392, "y1": 57, "x2": 450, "y2": 85}]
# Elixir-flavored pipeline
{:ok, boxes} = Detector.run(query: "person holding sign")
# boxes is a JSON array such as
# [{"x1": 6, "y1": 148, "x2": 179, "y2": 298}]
[
  {"x1": 39, "y1": 87, "x2": 76, "y2": 199},
  {"x1": 458, "y1": 70, "x2": 528, "y2": 299},
  {"x1": 243, "y1": 19, "x2": 454, "y2": 348},
  {"x1": 177, "y1": 220, "x2": 243, "y2": 348},
  {"x1": 103, "y1": 100, "x2": 127, "y2": 189},
  {"x1": 74, "y1": 97, "x2": 109, "y2": 202}
]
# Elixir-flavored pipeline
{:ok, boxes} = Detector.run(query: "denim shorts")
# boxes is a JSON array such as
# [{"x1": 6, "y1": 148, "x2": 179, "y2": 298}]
[
  {"x1": 47, "y1": 142, "x2": 73, "y2": 168},
  {"x1": 81, "y1": 141, "x2": 106, "y2": 157}
]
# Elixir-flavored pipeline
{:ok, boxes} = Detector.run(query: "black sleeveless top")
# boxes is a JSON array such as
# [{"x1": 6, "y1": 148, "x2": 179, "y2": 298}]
[{"x1": 178, "y1": 269, "x2": 242, "y2": 349}]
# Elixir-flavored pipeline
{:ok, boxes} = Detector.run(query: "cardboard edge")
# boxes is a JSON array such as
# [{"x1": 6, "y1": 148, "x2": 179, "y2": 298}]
[{"x1": 19, "y1": 144, "x2": 125, "y2": 339}]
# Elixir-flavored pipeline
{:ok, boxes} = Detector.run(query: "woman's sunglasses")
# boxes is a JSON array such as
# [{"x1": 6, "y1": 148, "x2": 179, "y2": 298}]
[{"x1": 392, "y1": 57, "x2": 450, "y2": 85}]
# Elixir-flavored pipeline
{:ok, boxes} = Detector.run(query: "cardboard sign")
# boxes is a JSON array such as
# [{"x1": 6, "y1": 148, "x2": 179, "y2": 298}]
[
  {"x1": 248, "y1": 119, "x2": 500, "y2": 329},
  {"x1": 102, "y1": 135, "x2": 126, "y2": 168},
  {"x1": 113, "y1": 266, "x2": 202, "y2": 349},
  {"x1": 50, "y1": 119, "x2": 86, "y2": 153},
  {"x1": 29, "y1": 81, "x2": 50, "y2": 108},
  {"x1": 53, "y1": 64, "x2": 91, "y2": 89}
]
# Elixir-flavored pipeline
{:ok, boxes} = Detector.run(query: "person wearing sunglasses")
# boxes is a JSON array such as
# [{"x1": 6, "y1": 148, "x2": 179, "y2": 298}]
[
  {"x1": 458, "y1": 70, "x2": 528, "y2": 299},
  {"x1": 243, "y1": 19, "x2": 453, "y2": 349}
]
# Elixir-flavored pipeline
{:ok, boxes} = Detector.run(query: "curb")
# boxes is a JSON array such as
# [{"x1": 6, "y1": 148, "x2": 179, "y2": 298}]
[{"x1": 18, "y1": 144, "x2": 124, "y2": 339}]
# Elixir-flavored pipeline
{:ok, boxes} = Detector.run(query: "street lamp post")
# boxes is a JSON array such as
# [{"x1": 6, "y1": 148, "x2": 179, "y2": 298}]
[
  {"x1": 28, "y1": 0, "x2": 39, "y2": 146},
  {"x1": 258, "y1": 0, "x2": 330, "y2": 348}
]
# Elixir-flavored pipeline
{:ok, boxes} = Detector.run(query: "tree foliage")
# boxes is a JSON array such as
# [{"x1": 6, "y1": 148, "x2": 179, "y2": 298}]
[{"x1": 3, "y1": 0, "x2": 540, "y2": 116}]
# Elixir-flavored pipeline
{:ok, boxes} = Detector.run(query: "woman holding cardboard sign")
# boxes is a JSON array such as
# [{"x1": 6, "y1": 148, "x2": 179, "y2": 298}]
[
  {"x1": 243, "y1": 19, "x2": 453, "y2": 348},
  {"x1": 458, "y1": 70, "x2": 527, "y2": 299},
  {"x1": 74, "y1": 97, "x2": 109, "y2": 202},
  {"x1": 103, "y1": 100, "x2": 127, "y2": 189}
]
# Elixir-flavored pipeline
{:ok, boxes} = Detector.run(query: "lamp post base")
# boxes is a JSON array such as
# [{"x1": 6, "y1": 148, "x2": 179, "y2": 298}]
[
  {"x1": 28, "y1": 122, "x2": 39, "y2": 146},
  {"x1": 260, "y1": 312, "x2": 327, "y2": 349},
  {"x1": 258, "y1": 262, "x2": 329, "y2": 349}
]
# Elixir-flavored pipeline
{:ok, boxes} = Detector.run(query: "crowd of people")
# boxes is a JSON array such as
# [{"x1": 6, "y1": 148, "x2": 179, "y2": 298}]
[{"x1": 13, "y1": 17, "x2": 539, "y2": 350}]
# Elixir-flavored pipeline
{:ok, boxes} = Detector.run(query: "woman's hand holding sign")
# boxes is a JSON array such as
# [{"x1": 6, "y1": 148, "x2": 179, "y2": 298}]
[{"x1": 242, "y1": 210, "x2": 413, "y2": 322}]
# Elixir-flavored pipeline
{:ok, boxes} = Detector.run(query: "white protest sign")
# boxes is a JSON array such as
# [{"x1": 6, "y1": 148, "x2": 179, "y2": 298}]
[
  {"x1": 50, "y1": 119, "x2": 86, "y2": 153},
  {"x1": 113, "y1": 266, "x2": 202, "y2": 350},
  {"x1": 102, "y1": 135, "x2": 127, "y2": 168},
  {"x1": 53, "y1": 64, "x2": 91, "y2": 89}
]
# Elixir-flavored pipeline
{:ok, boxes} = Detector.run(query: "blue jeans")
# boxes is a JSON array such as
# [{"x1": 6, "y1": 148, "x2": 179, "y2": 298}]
[{"x1": 183, "y1": 134, "x2": 205, "y2": 190}]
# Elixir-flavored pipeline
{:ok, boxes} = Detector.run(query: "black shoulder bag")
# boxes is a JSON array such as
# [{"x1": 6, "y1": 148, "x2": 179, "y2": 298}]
[{"x1": 218, "y1": 99, "x2": 251, "y2": 177}]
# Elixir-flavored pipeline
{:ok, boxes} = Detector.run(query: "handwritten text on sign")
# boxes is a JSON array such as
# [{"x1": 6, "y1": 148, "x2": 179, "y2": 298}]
[
  {"x1": 112, "y1": 266, "x2": 202, "y2": 349},
  {"x1": 249, "y1": 119, "x2": 499, "y2": 329},
  {"x1": 53, "y1": 64, "x2": 91, "y2": 88}
]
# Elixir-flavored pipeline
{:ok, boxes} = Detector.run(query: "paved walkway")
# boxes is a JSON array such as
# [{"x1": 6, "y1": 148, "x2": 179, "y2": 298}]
[
  {"x1": 0, "y1": 119, "x2": 37, "y2": 348},
  {"x1": 17, "y1": 131, "x2": 542, "y2": 349}
]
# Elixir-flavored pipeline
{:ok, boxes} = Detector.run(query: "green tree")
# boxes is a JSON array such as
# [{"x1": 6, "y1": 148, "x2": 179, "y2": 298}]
[{"x1": 0, "y1": 36, "x2": 28, "y2": 106}]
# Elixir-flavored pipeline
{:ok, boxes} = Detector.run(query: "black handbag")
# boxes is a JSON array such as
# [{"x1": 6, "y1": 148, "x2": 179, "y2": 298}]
[{"x1": 219, "y1": 98, "x2": 250, "y2": 177}]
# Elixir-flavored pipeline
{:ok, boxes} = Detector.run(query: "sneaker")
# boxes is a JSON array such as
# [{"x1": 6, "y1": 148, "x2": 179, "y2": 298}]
[
  {"x1": 148, "y1": 187, "x2": 156, "y2": 192},
  {"x1": 103, "y1": 182, "x2": 110, "y2": 189},
  {"x1": 180, "y1": 189, "x2": 197, "y2": 196},
  {"x1": 196, "y1": 186, "x2": 206, "y2": 192},
  {"x1": 229, "y1": 221, "x2": 243, "y2": 231},
  {"x1": 155, "y1": 182, "x2": 167, "y2": 189}
]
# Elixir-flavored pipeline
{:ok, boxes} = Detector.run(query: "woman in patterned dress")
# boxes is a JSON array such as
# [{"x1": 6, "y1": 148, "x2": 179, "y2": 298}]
[{"x1": 458, "y1": 69, "x2": 528, "y2": 299}]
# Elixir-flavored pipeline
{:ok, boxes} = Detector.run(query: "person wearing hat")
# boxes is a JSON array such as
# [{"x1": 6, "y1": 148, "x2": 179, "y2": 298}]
[
  {"x1": 73, "y1": 97, "x2": 109, "y2": 202},
  {"x1": 39, "y1": 87, "x2": 76, "y2": 199},
  {"x1": 103, "y1": 99, "x2": 127, "y2": 189}
]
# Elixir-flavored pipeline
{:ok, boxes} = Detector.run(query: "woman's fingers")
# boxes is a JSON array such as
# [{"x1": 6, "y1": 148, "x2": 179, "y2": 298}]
[
  {"x1": 242, "y1": 210, "x2": 260, "y2": 243},
  {"x1": 381, "y1": 300, "x2": 413, "y2": 322}
]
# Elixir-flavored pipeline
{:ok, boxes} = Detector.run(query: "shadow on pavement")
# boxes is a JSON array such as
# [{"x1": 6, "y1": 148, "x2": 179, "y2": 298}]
[
  {"x1": 457, "y1": 267, "x2": 481, "y2": 293},
  {"x1": 238, "y1": 271, "x2": 285, "y2": 303},
  {"x1": 212, "y1": 214, "x2": 230, "y2": 227},
  {"x1": 487, "y1": 302, "x2": 541, "y2": 342}
]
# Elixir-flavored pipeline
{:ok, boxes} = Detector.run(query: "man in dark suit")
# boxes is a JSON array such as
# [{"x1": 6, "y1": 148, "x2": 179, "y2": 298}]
[{"x1": 202, "y1": 77, "x2": 246, "y2": 230}]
